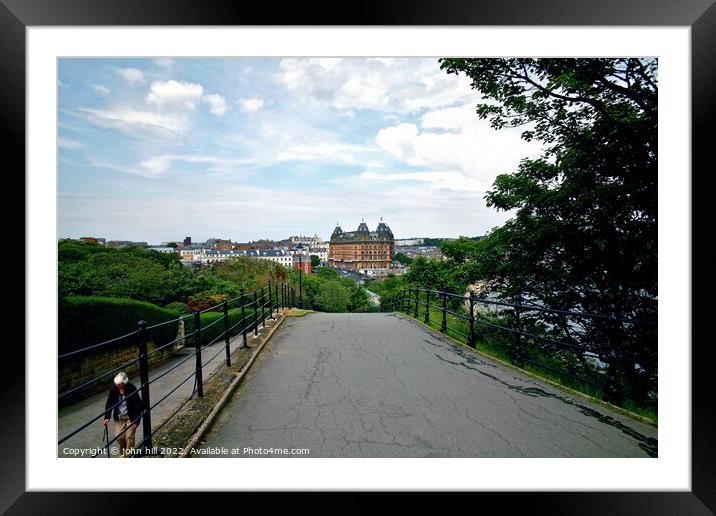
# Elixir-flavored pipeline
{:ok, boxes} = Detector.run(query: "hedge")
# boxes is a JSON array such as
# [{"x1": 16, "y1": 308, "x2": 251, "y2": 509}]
[{"x1": 58, "y1": 296, "x2": 180, "y2": 355}]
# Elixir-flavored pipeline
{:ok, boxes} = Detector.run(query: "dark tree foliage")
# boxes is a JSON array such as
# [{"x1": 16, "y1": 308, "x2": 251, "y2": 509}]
[
  {"x1": 394, "y1": 252, "x2": 413, "y2": 265},
  {"x1": 439, "y1": 59, "x2": 657, "y2": 381}
]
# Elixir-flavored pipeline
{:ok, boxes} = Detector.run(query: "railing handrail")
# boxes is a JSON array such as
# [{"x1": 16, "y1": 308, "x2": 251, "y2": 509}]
[
  {"x1": 58, "y1": 281, "x2": 293, "y2": 455},
  {"x1": 58, "y1": 285, "x2": 277, "y2": 360},
  {"x1": 406, "y1": 286, "x2": 656, "y2": 326}
]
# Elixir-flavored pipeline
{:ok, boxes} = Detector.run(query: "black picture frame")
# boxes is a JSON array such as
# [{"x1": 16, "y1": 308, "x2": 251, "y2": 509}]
[{"x1": 6, "y1": 0, "x2": 712, "y2": 513}]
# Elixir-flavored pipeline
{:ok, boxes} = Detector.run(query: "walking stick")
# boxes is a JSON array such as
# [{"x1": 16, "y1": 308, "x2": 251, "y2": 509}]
[{"x1": 102, "y1": 423, "x2": 110, "y2": 458}]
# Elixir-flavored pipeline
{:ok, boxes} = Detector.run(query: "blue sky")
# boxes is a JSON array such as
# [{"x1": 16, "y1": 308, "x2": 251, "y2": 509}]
[{"x1": 58, "y1": 57, "x2": 542, "y2": 244}]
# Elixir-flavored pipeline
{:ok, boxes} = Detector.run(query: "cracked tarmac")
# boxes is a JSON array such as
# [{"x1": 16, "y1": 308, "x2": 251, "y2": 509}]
[{"x1": 197, "y1": 312, "x2": 657, "y2": 458}]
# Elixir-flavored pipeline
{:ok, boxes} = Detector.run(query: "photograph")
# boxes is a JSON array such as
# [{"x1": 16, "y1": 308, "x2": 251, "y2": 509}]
[{"x1": 56, "y1": 56, "x2": 659, "y2": 460}]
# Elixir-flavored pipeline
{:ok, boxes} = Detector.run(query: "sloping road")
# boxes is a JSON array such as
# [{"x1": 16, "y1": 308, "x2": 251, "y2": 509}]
[{"x1": 198, "y1": 312, "x2": 657, "y2": 458}]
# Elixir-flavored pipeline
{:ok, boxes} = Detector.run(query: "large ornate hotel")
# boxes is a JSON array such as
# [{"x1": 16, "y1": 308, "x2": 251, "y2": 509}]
[{"x1": 329, "y1": 219, "x2": 395, "y2": 271}]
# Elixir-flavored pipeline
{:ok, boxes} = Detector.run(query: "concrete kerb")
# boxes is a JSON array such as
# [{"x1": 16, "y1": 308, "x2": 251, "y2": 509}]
[
  {"x1": 173, "y1": 311, "x2": 290, "y2": 458},
  {"x1": 392, "y1": 311, "x2": 658, "y2": 428}
]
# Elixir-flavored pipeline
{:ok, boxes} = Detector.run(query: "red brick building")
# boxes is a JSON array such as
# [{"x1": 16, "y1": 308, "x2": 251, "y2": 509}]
[
  {"x1": 328, "y1": 220, "x2": 395, "y2": 271},
  {"x1": 293, "y1": 255, "x2": 312, "y2": 274}
]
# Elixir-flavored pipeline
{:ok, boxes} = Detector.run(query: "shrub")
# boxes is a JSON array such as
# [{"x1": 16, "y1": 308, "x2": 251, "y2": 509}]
[
  {"x1": 314, "y1": 280, "x2": 350, "y2": 313},
  {"x1": 58, "y1": 296, "x2": 180, "y2": 355},
  {"x1": 164, "y1": 301, "x2": 189, "y2": 314},
  {"x1": 187, "y1": 291, "x2": 230, "y2": 312}
]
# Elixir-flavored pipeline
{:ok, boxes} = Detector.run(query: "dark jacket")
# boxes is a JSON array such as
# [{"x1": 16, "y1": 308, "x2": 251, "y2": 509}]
[{"x1": 104, "y1": 382, "x2": 143, "y2": 423}]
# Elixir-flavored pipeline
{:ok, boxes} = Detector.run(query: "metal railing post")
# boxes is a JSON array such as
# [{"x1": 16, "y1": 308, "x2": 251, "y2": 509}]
[
  {"x1": 223, "y1": 300, "x2": 231, "y2": 367},
  {"x1": 274, "y1": 283, "x2": 278, "y2": 315},
  {"x1": 468, "y1": 290, "x2": 476, "y2": 348},
  {"x1": 604, "y1": 351, "x2": 620, "y2": 405},
  {"x1": 137, "y1": 320, "x2": 152, "y2": 450},
  {"x1": 261, "y1": 286, "x2": 266, "y2": 327},
  {"x1": 440, "y1": 290, "x2": 447, "y2": 333},
  {"x1": 193, "y1": 310, "x2": 204, "y2": 397},
  {"x1": 253, "y1": 290, "x2": 258, "y2": 336},
  {"x1": 513, "y1": 305, "x2": 522, "y2": 367},
  {"x1": 424, "y1": 289, "x2": 430, "y2": 324},
  {"x1": 268, "y1": 281, "x2": 274, "y2": 319},
  {"x1": 241, "y1": 287, "x2": 248, "y2": 348},
  {"x1": 281, "y1": 283, "x2": 285, "y2": 309},
  {"x1": 603, "y1": 322, "x2": 622, "y2": 405},
  {"x1": 413, "y1": 288, "x2": 419, "y2": 318}
]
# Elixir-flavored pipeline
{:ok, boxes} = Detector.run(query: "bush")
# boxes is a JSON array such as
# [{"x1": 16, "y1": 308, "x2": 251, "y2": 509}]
[
  {"x1": 58, "y1": 296, "x2": 180, "y2": 355},
  {"x1": 187, "y1": 291, "x2": 230, "y2": 312},
  {"x1": 164, "y1": 301, "x2": 189, "y2": 314},
  {"x1": 314, "y1": 280, "x2": 350, "y2": 312}
]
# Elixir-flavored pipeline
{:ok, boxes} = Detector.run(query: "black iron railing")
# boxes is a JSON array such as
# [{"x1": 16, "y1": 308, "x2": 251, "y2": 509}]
[
  {"x1": 387, "y1": 287, "x2": 657, "y2": 409},
  {"x1": 58, "y1": 281, "x2": 296, "y2": 457}
]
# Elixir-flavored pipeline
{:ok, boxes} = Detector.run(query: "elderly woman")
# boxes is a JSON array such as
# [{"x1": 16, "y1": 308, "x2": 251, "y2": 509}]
[{"x1": 103, "y1": 372, "x2": 142, "y2": 457}]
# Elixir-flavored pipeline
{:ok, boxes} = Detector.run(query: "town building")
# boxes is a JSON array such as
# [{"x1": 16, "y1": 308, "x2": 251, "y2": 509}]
[
  {"x1": 309, "y1": 247, "x2": 329, "y2": 264},
  {"x1": 289, "y1": 234, "x2": 323, "y2": 246},
  {"x1": 247, "y1": 249, "x2": 294, "y2": 267},
  {"x1": 293, "y1": 256, "x2": 312, "y2": 274},
  {"x1": 106, "y1": 240, "x2": 148, "y2": 248},
  {"x1": 199, "y1": 249, "x2": 246, "y2": 264},
  {"x1": 234, "y1": 239, "x2": 283, "y2": 251},
  {"x1": 395, "y1": 238, "x2": 424, "y2": 246},
  {"x1": 328, "y1": 219, "x2": 395, "y2": 271},
  {"x1": 148, "y1": 246, "x2": 175, "y2": 254}
]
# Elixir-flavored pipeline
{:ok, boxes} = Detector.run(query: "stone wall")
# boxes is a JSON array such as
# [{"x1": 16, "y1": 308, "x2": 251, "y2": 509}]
[{"x1": 59, "y1": 320, "x2": 186, "y2": 405}]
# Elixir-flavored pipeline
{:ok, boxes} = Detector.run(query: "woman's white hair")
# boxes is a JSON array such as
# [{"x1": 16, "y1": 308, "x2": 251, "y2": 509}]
[{"x1": 114, "y1": 372, "x2": 129, "y2": 385}]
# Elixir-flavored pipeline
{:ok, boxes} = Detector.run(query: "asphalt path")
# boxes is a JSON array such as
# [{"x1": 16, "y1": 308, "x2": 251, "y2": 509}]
[{"x1": 198, "y1": 312, "x2": 657, "y2": 458}]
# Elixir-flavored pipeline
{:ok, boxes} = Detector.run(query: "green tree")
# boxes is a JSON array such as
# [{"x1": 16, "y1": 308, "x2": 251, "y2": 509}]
[
  {"x1": 439, "y1": 58, "x2": 658, "y2": 383},
  {"x1": 310, "y1": 255, "x2": 321, "y2": 267},
  {"x1": 394, "y1": 252, "x2": 413, "y2": 265},
  {"x1": 314, "y1": 280, "x2": 350, "y2": 312},
  {"x1": 439, "y1": 237, "x2": 482, "y2": 264},
  {"x1": 403, "y1": 256, "x2": 451, "y2": 291}
]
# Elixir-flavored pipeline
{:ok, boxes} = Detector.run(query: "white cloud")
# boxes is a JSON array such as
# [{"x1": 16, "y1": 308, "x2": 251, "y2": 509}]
[
  {"x1": 203, "y1": 93, "x2": 229, "y2": 116},
  {"x1": 145, "y1": 80, "x2": 204, "y2": 110},
  {"x1": 58, "y1": 137, "x2": 83, "y2": 149},
  {"x1": 237, "y1": 97, "x2": 264, "y2": 112},
  {"x1": 357, "y1": 170, "x2": 484, "y2": 192},
  {"x1": 276, "y1": 142, "x2": 365, "y2": 165},
  {"x1": 90, "y1": 84, "x2": 110, "y2": 95},
  {"x1": 80, "y1": 106, "x2": 189, "y2": 137},
  {"x1": 91, "y1": 154, "x2": 259, "y2": 178},
  {"x1": 374, "y1": 103, "x2": 542, "y2": 190},
  {"x1": 144, "y1": 80, "x2": 227, "y2": 116},
  {"x1": 116, "y1": 67, "x2": 145, "y2": 84},
  {"x1": 275, "y1": 57, "x2": 475, "y2": 114}
]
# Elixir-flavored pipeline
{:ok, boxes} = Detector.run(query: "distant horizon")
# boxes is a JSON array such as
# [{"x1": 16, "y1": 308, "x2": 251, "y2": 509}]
[{"x1": 57, "y1": 228, "x2": 476, "y2": 246}]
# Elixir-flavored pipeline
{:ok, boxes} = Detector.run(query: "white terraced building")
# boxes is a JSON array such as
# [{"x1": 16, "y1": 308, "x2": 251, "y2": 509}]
[
  {"x1": 185, "y1": 248, "x2": 294, "y2": 268},
  {"x1": 247, "y1": 249, "x2": 294, "y2": 267}
]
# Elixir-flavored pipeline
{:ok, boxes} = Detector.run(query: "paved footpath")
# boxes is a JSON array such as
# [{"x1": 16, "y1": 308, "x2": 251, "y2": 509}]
[
  {"x1": 58, "y1": 320, "x2": 268, "y2": 458},
  {"x1": 198, "y1": 312, "x2": 658, "y2": 458}
]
